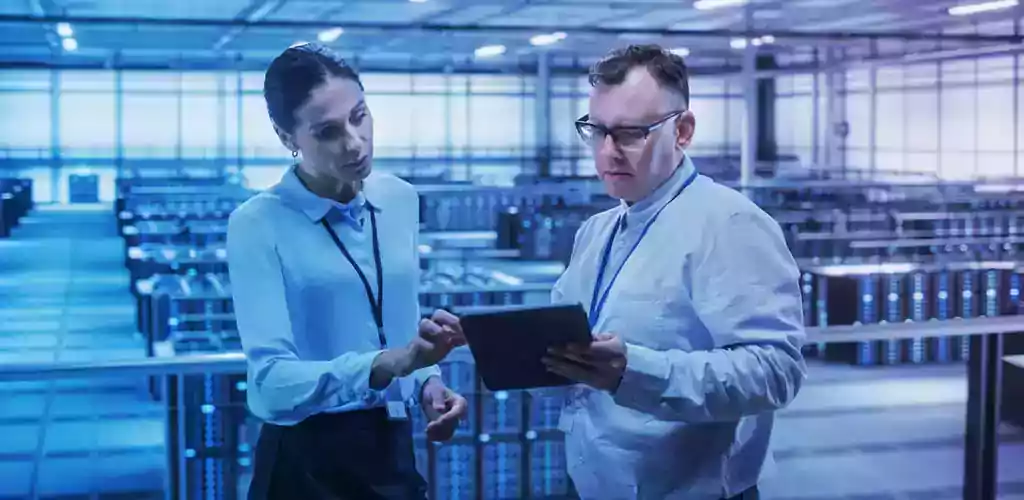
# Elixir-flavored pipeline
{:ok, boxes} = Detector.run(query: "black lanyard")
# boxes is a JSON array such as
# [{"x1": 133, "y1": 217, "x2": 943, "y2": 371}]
[{"x1": 320, "y1": 209, "x2": 387, "y2": 349}]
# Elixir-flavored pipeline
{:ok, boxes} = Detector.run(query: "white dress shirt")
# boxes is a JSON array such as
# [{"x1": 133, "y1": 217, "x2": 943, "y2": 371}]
[
  {"x1": 227, "y1": 166, "x2": 441, "y2": 426},
  {"x1": 552, "y1": 156, "x2": 808, "y2": 499}
]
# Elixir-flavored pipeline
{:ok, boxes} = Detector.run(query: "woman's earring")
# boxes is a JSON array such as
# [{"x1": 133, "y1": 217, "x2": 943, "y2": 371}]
[{"x1": 291, "y1": 150, "x2": 299, "y2": 159}]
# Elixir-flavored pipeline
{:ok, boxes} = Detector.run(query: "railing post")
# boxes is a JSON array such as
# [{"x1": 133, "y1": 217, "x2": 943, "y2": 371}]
[{"x1": 963, "y1": 332, "x2": 1004, "y2": 500}]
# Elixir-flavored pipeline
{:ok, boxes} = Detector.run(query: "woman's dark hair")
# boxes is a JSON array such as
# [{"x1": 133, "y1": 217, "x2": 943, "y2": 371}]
[
  {"x1": 589, "y1": 44, "x2": 690, "y2": 107},
  {"x1": 263, "y1": 43, "x2": 364, "y2": 133}
]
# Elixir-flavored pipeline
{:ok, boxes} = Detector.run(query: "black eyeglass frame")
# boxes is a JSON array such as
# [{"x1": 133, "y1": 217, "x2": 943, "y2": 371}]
[{"x1": 574, "y1": 110, "x2": 686, "y2": 147}]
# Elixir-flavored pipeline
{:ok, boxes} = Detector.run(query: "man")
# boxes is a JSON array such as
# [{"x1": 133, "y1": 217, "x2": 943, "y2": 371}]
[{"x1": 542, "y1": 44, "x2": 807, "y2": 500}]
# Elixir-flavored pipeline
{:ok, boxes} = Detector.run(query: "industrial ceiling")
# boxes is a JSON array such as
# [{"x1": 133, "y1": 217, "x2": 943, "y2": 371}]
[{"x1": 0, "y1": 0, "x2": 1020, "y2": 72}]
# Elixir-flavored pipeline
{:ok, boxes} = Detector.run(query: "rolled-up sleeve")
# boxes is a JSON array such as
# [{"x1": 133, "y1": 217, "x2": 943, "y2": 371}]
[
  {"x1": 227, "y1": 208, "x2": 382, "y2": 424},
  {"x1": 613, "y1": 210, "x2": 807, "y2": 423}
]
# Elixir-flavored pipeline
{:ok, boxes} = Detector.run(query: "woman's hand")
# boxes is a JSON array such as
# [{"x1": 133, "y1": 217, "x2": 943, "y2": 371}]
[
  {"x1": 369, "y1": 310, "x2": 466, "y2": 389},
  {"x1": 420, "y1": 376, "x2": 468, "y2": 442},
  {"x1": 407, "y1": 309, "x2": 466, "y2": 371}
]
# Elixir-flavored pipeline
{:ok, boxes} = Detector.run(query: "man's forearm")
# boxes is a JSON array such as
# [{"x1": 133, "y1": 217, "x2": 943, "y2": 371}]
[
  {"x1": 369, "y1": 348, "x2": 414, "y2": 390},
  {"x1": 613, "y1": 342, "x2": 806, "y2": 423}
]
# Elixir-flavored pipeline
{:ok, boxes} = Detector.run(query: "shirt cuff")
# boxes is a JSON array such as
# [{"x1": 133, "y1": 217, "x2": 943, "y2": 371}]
[
  {"x1": 612, "y1": 343, "x2": 671, "y2": 412},
  {"x1": 336, "y1": 349, "x2": 386, "y2": 402},
  {"x1": 410, "y1": 366, "x2": 443, "y2": 405}
]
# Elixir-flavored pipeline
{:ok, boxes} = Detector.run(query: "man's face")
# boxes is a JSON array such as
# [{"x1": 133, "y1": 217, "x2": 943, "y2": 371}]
[{"x1": 585, "y1": 67, "x2": 694, "y2": 202}]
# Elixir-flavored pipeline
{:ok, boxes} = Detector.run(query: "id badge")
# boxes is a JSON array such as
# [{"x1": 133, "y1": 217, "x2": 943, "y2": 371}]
[{"x1": 386, "y1": 401, "x2": 409, "y2": 421}]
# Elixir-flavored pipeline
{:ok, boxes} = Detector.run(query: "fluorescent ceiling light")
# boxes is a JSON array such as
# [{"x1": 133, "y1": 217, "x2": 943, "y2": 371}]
[
  {"x1": 760, "y1": 34, "x2": 775, "y2": 44},
  {"x1": 948, "y1": 0, "x2": 1018, "y2": 16},
  {"x1": 409, "y1": 0, "x2": 428, "y2": 3},
  {"x1": 317, "y1": 27, "x2": 344, "y2": 43},
  {"x1": 730, "y1": 38, "x2": 748, "y2": 49},
  {"x1": 669, "y1": 47, "x2": 691, "y2": 57},
  {"x1": 751, "y1": 38, "x2": 763, "y2": 46},
  {"x1": 56, "y1": 22, "x2": 73, "y2": 38},
  {"x1": 694, "y1": 0, "x2": 748, "y2": 10},
  {"x1": 62, "y1": 37, "x2": 78, "y2": 51},
  {"x1": 474, "y1": 44, "x2": 507, "y2": 58},
  {"x1": 530, "y1": 32, "x2": 567, "y2": 46}
]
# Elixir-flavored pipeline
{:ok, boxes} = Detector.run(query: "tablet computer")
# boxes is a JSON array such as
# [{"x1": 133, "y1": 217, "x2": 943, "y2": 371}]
[{"x1": 460, "y1": 303, "x2": 593, "y2": 391}]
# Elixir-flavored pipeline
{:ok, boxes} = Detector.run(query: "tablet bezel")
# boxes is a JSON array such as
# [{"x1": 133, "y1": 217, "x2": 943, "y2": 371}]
[{"x1": 459, "y1": 303, "x2": 592, "y2": 391}]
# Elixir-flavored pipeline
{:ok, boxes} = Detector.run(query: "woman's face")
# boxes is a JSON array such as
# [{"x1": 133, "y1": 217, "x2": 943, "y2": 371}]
[{"x1": 285, "y1": 76, "x2": 374, "y2": 184}]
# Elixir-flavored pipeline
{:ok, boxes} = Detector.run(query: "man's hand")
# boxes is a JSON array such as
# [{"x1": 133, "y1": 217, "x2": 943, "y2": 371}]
[
  {"x1": 407, "y1": 309, "x2": 467, "y2": 372},
  {"x1": 542, "y1": 333, "x2": 627, "y2": 392},
  {"x1": 420, "y1": 377, "x2": 468, "y2": 442}
]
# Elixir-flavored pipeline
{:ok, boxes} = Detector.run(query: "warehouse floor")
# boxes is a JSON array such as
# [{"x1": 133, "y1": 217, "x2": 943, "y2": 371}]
[{"x1": 0, "y1": 205, "x2": 1023, "y2": 500}]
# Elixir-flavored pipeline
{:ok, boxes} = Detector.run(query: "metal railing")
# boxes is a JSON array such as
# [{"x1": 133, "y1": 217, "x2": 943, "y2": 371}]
[{"x1": 0, "y1": 315, "x2": 1018, "y2": 500}]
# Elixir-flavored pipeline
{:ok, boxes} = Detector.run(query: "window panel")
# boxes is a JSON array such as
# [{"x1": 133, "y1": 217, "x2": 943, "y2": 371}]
[
  {"x1": 0, "y1": 70, "x2": 50, "y2": 91},
  {"x1": 367, "y1": 95, "x2": 414, "y2": 154},
  {"x1": 977, "y1": 85, "x2": 1014, "y2": 152},
  {"x1": 940, "y1": 87, "x2": 976, "y2": 152},
  {"x1": 940, "y1": 152, "x2": 975, "y2": 180},
  {"x1": 875, "y1": 151, "x2": 904, "y2": 173},
  {"x1": 409, "y1": 95, "x2": 448, "y2": 152},
  {"x1": 181, "y1": 72, "x2": 221, "y2": 92},
  {"x1": 727, "y1": 96, "x2": 743, "y2": 149},
  {"x1": 788, "y1": 95, "x2": 814, "y2": 149},
  {"x1": 60, "y1": 70, "x2": 114, "y2": 92},
  {"x1": 845, "y1": 93, "x2": 870, "y2": 148},
  {"x1": 905, "y1": 152, "x2": 939, "y2": 175},
  {"x1": 977, "y1": 153, "x2": 1014, "y2": 179},
  {"x1": 846, "y1": 150, "x2": 870, "y2": 171},
  {"x1": 60, "y1": 92, "x2": 116, "y2": 156},
  {"x1": 941, "y1": 60, "x2": 975, "y2": 85},
  {"x1": 691, "y1": 97, "x2": 726, "y2": 149},
  {"x1": 122, "y1": 94, "x2": 179, "y2": 157},
  {"x1": 363, "y1": 74, "x2": 413, "y2": 93},
  {"x1": 550, "y1": 97, "x2": 578, "y2": 150},
  {"x1": 875, "y1": 92, "x2": 905, "y2": 150},
  {"x1": 468, "y1": 75, "x2": 524, "y2": 94},
  {"x1": 181, "y1": 95, "x2": 221, "y2": 157},
  {"x1": 449, "y1": 93, "x2": 469, "y2": 152},
  {"x1": 0, "y1": 92, "x2": 50, "y2": 149},
  {"x1": 977, "y1": 57, "x2": 1015, "y2": 83},
  {"x1": 122, "y1": 71, "x2": 181, "y2": 92},
  {"x1": 905, "y1": 90, "x2": 939, "y2": 151},
  {"x1": 241, "y1": 94, "x2": 280, "y2": 158},
  {"x1": 469, "y1": 96, "x2": 522, "y2": 150}
]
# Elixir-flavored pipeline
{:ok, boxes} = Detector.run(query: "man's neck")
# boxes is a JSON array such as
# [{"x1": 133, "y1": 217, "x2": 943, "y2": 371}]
[
  {"x1": 296, "y1": 166, "x2": 361, "y2": 204},
  {"x1": 626, "y1": 161, "x2": 684, "y2": 207}
]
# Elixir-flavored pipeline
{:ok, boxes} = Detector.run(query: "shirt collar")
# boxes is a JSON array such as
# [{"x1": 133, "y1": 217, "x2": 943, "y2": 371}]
[
  {"x1": 271, "y1": 165, "x2": 382, "y2": 223},
  {"x1": 619, "y1": 155, "x2": 697, "y2": 230}
]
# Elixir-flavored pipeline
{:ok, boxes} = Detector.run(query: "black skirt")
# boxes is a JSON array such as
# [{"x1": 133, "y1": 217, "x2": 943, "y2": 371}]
[{"x1": 247, "y1": 408, "x2": 427, "y2": 500}]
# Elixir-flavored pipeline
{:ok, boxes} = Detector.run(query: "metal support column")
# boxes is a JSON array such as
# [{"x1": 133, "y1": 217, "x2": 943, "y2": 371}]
[
  {"x1": 811, "y1": 50, "x2": 821, "y2": 167},
  {"x1": 115, "y1": 64, "x2": 124, "y2": 178},
  {"x1": 868, "y1": 65, "x2": 877, "y2": 175},
  {"x1": 175, "y1": 69, "x2": 184, "y2": 170},
  {"x1": 536, "y1": 52, "x2": 552, "y2": 178},
  {"x1": 235, "y1": 69, "x2": 244, "y2": 173},
  {"x1": 823, "y1": 48, "x2": 846, "y2": 174},
  {"x1": 963, "y1": 333, "x2": 1004, "y2": 500},
  {"x1": 217, "y1": 73, "x2": 227, "y2": 177},
  {"x1": 740, "y1": 42, "x2": 758, "y2": 192},
  {"x1": 49, "y1": 69, "x2": 60, "y2": 203}
]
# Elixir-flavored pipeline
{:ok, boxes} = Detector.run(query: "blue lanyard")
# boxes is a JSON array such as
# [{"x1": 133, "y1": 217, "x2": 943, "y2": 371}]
[{"x1": 588, "y1": 169, "x2": 699, "y2": 330}]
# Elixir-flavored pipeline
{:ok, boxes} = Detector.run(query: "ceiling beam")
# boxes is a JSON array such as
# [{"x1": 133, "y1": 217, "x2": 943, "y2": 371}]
[
  {"x1": 24, "y1": 0, "x2": 58, "y2": 51},
  {"x1": 212, "y1": 0, "x2": 287, "y2": 51},
  {"x1": 0, "y1": 14, "x2": 1020, "y2": 43}
]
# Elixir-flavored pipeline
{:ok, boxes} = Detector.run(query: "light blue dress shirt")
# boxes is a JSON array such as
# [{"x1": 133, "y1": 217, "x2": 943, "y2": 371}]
[
  {"x1": 551, "y1": 157, "x2": 808, "y2": 499},
  {"x1": 227, "y1": 166, "x2": 441, "y2": 426}
]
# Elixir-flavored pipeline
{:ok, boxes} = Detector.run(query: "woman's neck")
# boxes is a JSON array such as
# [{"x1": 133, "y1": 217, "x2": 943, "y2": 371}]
[{"x1": 295, "y1": 165, "x2": 361, "y2": 204}]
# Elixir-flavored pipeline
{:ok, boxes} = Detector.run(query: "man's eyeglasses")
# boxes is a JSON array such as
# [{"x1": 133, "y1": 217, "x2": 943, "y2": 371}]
[{"x1": 575, "y1": 110, "x2": 685, "y2": 150}]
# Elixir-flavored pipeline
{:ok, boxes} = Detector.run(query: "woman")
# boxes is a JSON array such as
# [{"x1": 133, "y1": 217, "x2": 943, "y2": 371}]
[{"x1": 227, "y1": 43, "x2": 468, "y2": 500}]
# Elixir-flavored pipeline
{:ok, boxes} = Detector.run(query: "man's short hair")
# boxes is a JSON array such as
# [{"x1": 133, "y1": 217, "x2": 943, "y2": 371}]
[{"x1": 588, "y1": 44, "x2": 690, "y2": 107}]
